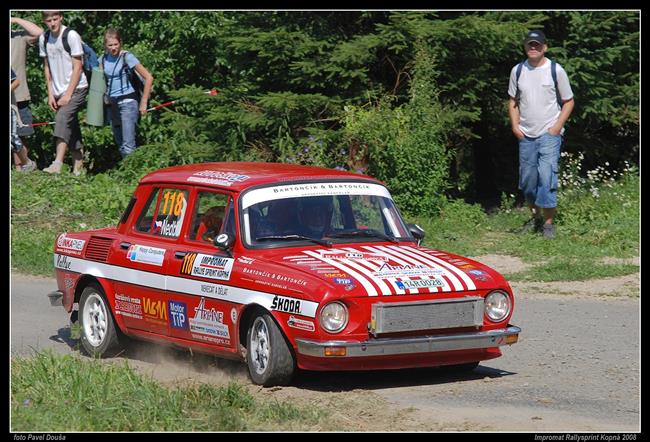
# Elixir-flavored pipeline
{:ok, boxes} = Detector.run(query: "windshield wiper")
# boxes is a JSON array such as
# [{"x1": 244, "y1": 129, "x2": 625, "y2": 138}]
[
  {"x1": 326, "y1": 229, "x2": 399, "y2": 243},
  {"x1": 255, "y1": 235, "x2": 332, "y2": 247}
]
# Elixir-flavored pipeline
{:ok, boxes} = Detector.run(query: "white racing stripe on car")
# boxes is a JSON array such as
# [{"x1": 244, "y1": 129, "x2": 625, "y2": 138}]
[
  {"x1": 303, "y1": 250, "x2": 379, "y2": 297},
  {"x1": 402, "y1": 246, "x2": 477, "y2": 291},
  {"x1": 338, "y1": 247, "x2": 399, "y2": 295},
  {"x1": 54, "y1": 254, "x2": 319, "y2": 318},
  {"x1": 361, "y1": 246, "x2": 420, "y2": 294},
  {"x1": 376, "y1": 245, "x2": 464, "y2": 291},
  {"x1": 361, "y1": 245, "x2": 445, "y2": 293},
  {"x1": 341, "y1": 246, "x2": 428, "y2": 295}
]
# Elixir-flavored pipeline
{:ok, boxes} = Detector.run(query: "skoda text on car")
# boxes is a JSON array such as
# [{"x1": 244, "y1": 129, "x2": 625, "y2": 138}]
[{"x1": 48, "y1": 162, "x2": 520, "y2": 386}]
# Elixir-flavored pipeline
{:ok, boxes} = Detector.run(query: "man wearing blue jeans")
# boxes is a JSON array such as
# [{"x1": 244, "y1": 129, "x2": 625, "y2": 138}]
[{"x1": 508, "y1": 30, "x2": 575, "y2": 239}]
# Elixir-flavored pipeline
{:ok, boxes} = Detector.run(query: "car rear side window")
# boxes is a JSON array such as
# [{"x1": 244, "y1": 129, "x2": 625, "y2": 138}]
[
  {"x1": 188, "y1": 191, "x2": 232, "y2": 243},
  {"x1": 135, "y1": 187, "x2": 189, "y2": 238}
]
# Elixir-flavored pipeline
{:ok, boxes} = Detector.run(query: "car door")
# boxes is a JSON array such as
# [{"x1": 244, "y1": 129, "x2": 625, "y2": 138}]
[
  {"x1": 165, "y1": 189, "x2": 239, "y2": 350},
  {"x1": 111, "y1": 184, "x2": 191, "y2": 337}
]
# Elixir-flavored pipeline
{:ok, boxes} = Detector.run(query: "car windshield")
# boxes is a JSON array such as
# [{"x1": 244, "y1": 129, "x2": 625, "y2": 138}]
[{"x1": 240, "y1": 181, "x2": 411, "y2": 247}]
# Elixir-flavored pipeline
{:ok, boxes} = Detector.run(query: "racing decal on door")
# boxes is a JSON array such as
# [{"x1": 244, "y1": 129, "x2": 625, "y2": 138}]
[
  {"x1": 189, "y1": 297, "x2": 231, "y2": 345},
  {"x1": 181, "y1": 253, "x2": 234, "y2": 281},
  {"x1": 127, "y1": 245, "x2": 166, "y2": 267}
]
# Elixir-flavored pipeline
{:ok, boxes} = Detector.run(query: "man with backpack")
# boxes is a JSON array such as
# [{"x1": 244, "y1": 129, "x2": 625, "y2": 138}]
[
  {"x1": 39, "y1": 10, "x2": 89, "y2": 175},
  {"x1": 508, "y1": 30, "x2": 575, "y2": 239}
]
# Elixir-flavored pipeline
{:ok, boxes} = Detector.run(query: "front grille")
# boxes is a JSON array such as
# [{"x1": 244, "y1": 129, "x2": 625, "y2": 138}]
[
  {"x1": 84, "y1": 237, "x2": 113, "y2": 262},
  {"x1": 370, "y1": 296, "x2": 484, "y2": 336}
]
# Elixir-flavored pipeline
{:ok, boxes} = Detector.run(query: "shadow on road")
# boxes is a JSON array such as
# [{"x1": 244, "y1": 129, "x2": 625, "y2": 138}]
[
  {"x1": 292, "y1": 365, "x2": 516, "y2": 392},
  {"x1": 49, "y1": 327, "x2": 79, "y2": 351}
]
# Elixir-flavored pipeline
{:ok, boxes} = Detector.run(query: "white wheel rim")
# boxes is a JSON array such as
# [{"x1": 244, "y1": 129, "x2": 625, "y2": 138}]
[
  {"x1": 250, "y1": 317, "x2": 271, "y2": 375},
  {"x1": 82, "y1": 293, "x2": 108, "y2": 347}
]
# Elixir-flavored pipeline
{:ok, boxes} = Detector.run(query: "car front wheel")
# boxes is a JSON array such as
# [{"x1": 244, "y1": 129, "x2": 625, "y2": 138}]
[
  {"x1": 78, "y1": 284, "x2": 122, "y2": 358},
  {"x1": 246, "y1": 312, "x2": 295, "y2": 386}
]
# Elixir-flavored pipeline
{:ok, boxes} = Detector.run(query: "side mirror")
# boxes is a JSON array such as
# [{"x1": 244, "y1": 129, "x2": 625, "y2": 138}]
[
  {"x1": 407, "y1": 223, "x2": 425, "y2": 246},
  {"x1": 214, "y1": 232, "x2": 235, "y2": 257}
]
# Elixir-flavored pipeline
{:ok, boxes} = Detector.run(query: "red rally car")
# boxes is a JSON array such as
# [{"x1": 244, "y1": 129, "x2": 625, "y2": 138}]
[{"x1": 48, "y1": 162, "x2": 520, "y2": 386}]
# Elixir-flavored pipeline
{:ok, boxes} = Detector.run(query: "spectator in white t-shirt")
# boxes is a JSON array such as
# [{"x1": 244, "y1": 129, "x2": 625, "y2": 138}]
[
  {"x1": 38, "y1": 10, "x2": 88, "y2": 175},
  {"x1": 507, "y1": 30, "x2": 575, "y2": 239}
]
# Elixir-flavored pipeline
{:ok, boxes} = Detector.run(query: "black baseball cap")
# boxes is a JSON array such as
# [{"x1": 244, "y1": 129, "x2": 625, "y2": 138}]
[{"x1": 524, "y1": 30, "x2": 547, "y2": 45}]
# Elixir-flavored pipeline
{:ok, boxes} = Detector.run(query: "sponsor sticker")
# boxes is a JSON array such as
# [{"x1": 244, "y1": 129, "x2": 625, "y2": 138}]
[
  {"x1": 55, "y1": 254, "x2": 72, "y2": 270},
  {"x1": 287, "y1": 316, "x2": 315, "y2": 332},
  {"x1": 372, "y1": 263, "x2": 444, "y2": 279},
  {"x1": 318, "y1": 250, "x2": 388, "y2": 263},
  {"x1": 56, "y1": 234, "x2": 86, "y2": 255},
  {"x1": 467, "y1": 269, "x2": 490, "y2": 281},
  {"x1": 127, "y1": 245, "x2": 166, "y2": 267},
  {"x1": 169, "y1": 300, "x2": 188, "y2": 330},
  {"x1": 181, "y1": 253, "x2": 234, "y2": 281},
  {"x1": 153, "y1": 219, "x2": 182, "y2": 237},
  {"x1": 189, "y1": 297, "x2": 230, "y2": 340},
  {"x1": 114, "y1": 294, "x2": 143, "y2": 320},
  {"x1": 271, "y1": 295, "x2": 303, "y2": 314},
  {"x1": 242, "y1": 267, "x2": 308, "y2": 287},
  {"x1": 142, "y1": 297, "x2": 168, "y2": 324},
  {"x1": 334, "y1": 277, "x2": 353, "y2": 285},
  {"x1": 187, "y1": 170, "x2": 249, "y2": 187}
]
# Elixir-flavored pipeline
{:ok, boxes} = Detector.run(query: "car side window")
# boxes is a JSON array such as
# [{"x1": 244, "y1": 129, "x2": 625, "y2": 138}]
[
  {"x1": 135, "y1": 187, "x2": 189, "y2": 238},
  {"x1": 188, "y1": 191, "x2": 232, "y2": 243}
]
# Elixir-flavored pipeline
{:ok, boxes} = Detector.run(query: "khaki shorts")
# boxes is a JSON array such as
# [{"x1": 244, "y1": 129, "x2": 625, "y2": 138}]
[{"x1": 53, "y1": 88, "x2": 87, "y2": 151}]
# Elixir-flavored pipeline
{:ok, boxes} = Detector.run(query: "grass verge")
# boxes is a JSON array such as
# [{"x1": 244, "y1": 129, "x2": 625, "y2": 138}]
[{"x1": 11, "y1": 350, "x2": 326, "y2": 431}]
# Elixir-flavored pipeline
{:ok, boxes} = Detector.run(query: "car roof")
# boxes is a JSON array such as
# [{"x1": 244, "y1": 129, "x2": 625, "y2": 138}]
[{"x1": 139, "y1": 162, "x2": 384, "y2": 192}]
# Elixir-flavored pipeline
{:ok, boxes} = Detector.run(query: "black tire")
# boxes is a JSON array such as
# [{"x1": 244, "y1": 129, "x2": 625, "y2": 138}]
[
  {"x1": 78, "y1": 284, "x2": 122, "y2": 358},
  {"x1": 246, "y1": 312, "x2": 295, "y2": 386}
]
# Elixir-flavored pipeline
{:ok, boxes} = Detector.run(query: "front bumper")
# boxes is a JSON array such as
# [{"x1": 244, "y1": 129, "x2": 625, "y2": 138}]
[{"x1": 296, "y1": 325, "x2": 520, "y2": 358}]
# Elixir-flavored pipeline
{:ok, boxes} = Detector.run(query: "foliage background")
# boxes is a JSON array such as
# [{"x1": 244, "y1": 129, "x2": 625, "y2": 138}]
[{"x1": 15, "y1": 10, "x2": 639, "y2": 217}]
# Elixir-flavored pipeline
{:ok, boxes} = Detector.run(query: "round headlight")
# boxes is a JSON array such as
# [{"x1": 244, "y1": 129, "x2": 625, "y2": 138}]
[
  {"x1": 319, "y1": 301, "x2": 349, "y2": 333},
  {"x1": 485, "y1": 291, "x2": 511, "y2": 322}
]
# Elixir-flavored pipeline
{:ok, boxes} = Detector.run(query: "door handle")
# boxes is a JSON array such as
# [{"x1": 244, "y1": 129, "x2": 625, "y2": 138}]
[
  {"x1": 174, "y1": 251, "x2": 187, "y2": 259},
  {"x1": 120, "y1": 242, "x2": 131, "y2": 250}
]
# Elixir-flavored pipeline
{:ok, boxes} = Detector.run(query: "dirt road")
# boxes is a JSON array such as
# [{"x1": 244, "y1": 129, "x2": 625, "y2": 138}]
[{"x1": 10, "y1": 257, "x2": 640, "y2": 432}]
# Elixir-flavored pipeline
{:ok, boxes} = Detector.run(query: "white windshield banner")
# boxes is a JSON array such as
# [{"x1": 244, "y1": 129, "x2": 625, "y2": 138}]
[{"x1": 241, "y1": 182, "x2": 392, "y2": 209}]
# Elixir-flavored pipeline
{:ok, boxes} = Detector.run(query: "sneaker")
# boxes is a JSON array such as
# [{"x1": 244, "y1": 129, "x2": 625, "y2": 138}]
[
  {"x1": 543, "y1": 224, "x2": 557, "y2": 239},
  {"x1": 518, "y1": 216, "x2": 543, "y2": 234},
  {"x1": 43, "y1": 161, "x2": 63, "y2": 174},
  {"x1": 20, "y1": 160, "x2": 37, "y2": 173},
  {"x1": 72, "y1": 167, "x2": 86, "y2": 177}
]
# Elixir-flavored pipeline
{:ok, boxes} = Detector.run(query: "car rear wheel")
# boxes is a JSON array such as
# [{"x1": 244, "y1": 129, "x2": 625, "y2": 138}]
[
  {"x1": 246, "y1": 312, "x2": 295, "y2": 386},
  {"x1": 79, "y1": 284, "x2": 122, "y2": 358}
]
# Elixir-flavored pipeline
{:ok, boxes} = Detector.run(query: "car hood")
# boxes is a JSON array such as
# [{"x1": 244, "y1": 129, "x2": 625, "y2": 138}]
[{"x1": 257, "y1": 243, "x2": 508, "y2": 298}]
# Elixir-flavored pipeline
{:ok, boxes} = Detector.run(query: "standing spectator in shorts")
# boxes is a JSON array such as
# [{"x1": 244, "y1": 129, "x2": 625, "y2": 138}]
[
  {"x1": 11, "y1": 15, "x2": 43, "y2": 170},
  {"x1": 101, "y1": 28, "x2": 154, "y2": 158},
  {"x1": 11, "y1": 69, "x2": 37, "y2": 172},
  {"x1": 38, "y1": 10, "x2": 88, "y2": 175},
  {"x1": 507, "y1": 30, "x2": 574, "y2": 239}
]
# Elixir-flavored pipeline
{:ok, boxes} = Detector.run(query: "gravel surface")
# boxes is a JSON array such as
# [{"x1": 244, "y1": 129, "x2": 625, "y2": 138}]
[{"x1": 10, "y1": 265, "x2": 640, "y2": 432}]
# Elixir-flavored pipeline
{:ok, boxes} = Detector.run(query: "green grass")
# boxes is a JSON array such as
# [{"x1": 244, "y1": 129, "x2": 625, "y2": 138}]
[
  {"x1": 413, "y1": 173, "x2": 639, "y2": 282},
  {"x1": 11, "y1": 169, "x2": 639, "y2": 282},
  {"x1": 11, "y1": 350, "x2": 327, "y2": 431}
]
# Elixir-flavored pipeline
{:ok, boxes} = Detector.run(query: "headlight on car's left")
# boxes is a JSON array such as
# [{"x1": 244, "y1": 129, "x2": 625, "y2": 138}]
[
  {"x1": 319, "y1": 301, "x2": 349, "y2": 333},
  {"x1": 484, "y1": 290, "x2": 511, "y2": 322}
]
